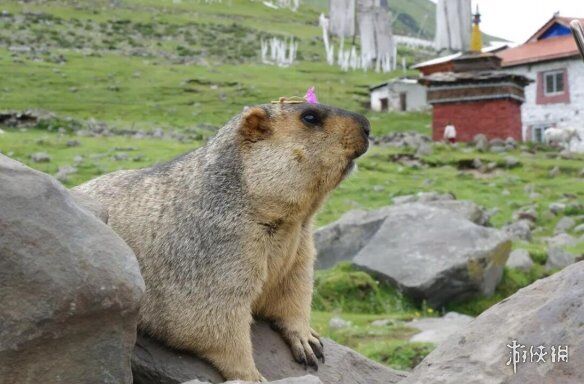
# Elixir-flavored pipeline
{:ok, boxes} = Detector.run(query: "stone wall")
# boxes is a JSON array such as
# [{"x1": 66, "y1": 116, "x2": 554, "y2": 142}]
[{"x1": 505, "y1": 58, "x2": 584, "y2": 151}]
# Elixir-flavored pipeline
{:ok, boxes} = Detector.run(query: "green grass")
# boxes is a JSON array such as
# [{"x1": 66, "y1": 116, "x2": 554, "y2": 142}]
[
  {"x1": 310, "y1": 311, "x2": 435, "y2": 371},
  {"x1": 313, "y1": 262, "x2": 418, "y2": 314},
  {"x1": 0, "y1": 129, "x2": 197, "y2": 187}
]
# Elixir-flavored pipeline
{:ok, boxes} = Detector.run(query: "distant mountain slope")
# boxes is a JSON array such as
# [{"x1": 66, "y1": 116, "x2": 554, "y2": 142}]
[{"x1": 305, "y1": 0, "x2": 505, "y2": 42}]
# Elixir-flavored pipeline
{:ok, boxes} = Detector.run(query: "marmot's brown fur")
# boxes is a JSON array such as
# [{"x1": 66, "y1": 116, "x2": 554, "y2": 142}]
[{"x1": 75, "y1": 103, "x2": 370, "y2": 381}]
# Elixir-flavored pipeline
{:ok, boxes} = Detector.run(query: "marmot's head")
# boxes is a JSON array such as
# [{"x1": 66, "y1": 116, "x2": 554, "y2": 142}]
[{"x1": 236, "y1": 103, "x2": 370, "y2": 211}]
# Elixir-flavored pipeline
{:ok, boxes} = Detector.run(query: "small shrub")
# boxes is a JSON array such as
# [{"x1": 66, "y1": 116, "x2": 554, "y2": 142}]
[
  {"x1": 312, "y1": 263, "x2": 415, "y2": 314},
  {"x1": 361, "y1": 340, "x2": 434, "y2": 371}
]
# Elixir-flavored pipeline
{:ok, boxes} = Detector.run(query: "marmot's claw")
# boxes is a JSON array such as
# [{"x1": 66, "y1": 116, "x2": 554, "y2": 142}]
[
  {"x1": 288, "y1": 333, "x2": 320, "y2": 371},
  {"x1": 309, "y1": 339, "x2": 325, "y2": 363}
]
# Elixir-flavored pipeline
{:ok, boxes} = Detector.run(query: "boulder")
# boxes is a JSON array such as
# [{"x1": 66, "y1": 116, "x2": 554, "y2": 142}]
[
  {"x1": 420, "y1": 200, "x2": 490, "y2": 226},
  {"x1": 489, "y1": 145, "x2": 506, "y2": 153},
  {"x1": 472, "y1": 134, "x2": 488, "y2": 152},
  {"x1": 503, "y1": 156, "x2": 519, "y2": 168},
  {"x1": 30, "y1": 151, "x2": 51, "y2": 162},
  {"x1": 352, "y1": 204, "x2": 511, "y2": 307},
  {"x1": 546, "y1": 233, "x2": 577, "y2": 248},
  {"x1": 506, "y1": 249, "x2": 533, "y2": 271},
  {"x1": 512, "y1": 207, "x2": 537, "y2": 223},
  {"x1": 502, "y1": 220, "x2": 532, "y2": 241},
  {"x1": 314, "y1": 209, "x2": 387, "y2": 270},
  {"x1": 407, "y1": 312, "x2": 474, "y2": 345},
  {"x1": 0, "y1": 154, "x2": 145, "y2": 384},
  {"x1": 489, "y1": 138, "x2": 505, "y2": 147},
  {"x1": 546, "y1": 247, "x2": 576, "y2": 270},
  {"x1": 133, "y1": 322, "x2": 407, "y2": 384},
  {"x1": 555, "y1": 216, "x2": 576, "y2": 234},
  {"x1": 401, "y1": 261, "x2": 584, "y2": 384},
  {"x1": 505, "y1": 137, "x2": 517, "y2": 148},
  {"x1": 392, "y1": 192, "x2": 454, "y2": 205},
  {"x1": 315, "y1": 198, "x2": 490, "y2": 270},
  {"x1": 549, "y1": 202, "x2": 566, "y2": 214}
]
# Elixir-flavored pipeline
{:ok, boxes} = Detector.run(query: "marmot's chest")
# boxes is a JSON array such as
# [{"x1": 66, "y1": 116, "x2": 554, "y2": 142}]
[{"x1": 253, "y1": 220, "x2": 304, "y2": 280}]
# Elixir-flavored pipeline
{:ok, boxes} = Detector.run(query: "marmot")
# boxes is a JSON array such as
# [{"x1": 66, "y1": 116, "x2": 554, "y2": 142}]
[{"x1": 75, "y1": 102, "x2": 370, "y2": 381}]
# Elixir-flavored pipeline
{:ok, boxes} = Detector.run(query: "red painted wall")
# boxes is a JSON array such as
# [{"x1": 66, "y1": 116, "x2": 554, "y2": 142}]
[{"x1": 432, "y1": 99, "x2": 523, "y2": 142}]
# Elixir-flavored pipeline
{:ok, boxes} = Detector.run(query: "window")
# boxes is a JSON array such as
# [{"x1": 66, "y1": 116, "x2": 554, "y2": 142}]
[
  {"x1": 537, "y1": 69, "x2": 570, "y2": 105},
  {"x1": 544, "y1": 71, "x2": 565, "y2": 95}
]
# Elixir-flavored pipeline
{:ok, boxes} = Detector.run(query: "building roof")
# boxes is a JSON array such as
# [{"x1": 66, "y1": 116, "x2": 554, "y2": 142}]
[
  {"x1": 526, "y1": 16, "x2": 584, "y2": 42},
  {"x1": 418, "y1": 71, "x2": 532, "y2": 87},
  {"x1": 412, "y1": 43, "x2": 509, "y2": 70},
  {"x1": 369, "y1": 78, "x2": 421, "y2": 91},
  {"x1": 496, "y1": 15, "x2": 583, "y2": 67},
  {"x1": 497, "y1": 35, "x2": 580, "y2": 67}
]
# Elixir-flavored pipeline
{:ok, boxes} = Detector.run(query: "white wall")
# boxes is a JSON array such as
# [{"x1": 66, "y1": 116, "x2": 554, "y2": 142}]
[
  {"x1": 370, "y1": 86, "x2": 389, "y2": 112},
  {"x1": 370, "y1": 82, "x2": 428, "y2": 112},
  {"x1": 505, "y1": 58, "x2": 584, "y2": 151}
]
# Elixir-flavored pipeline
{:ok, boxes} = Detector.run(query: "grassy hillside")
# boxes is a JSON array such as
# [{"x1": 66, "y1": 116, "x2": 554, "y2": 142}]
[{"x1": 0, "y1": 0, "x2": 428, "y2": 134}]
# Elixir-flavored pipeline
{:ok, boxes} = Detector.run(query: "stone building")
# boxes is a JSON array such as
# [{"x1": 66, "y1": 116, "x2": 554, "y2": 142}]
[
  {"x1": 497, "y1": 15, "x2": 584, "y2": 150},
  {"x1": 415, "y1": 15, "x2": 584, "y2": 150},
  {"x1": 419, "y1": 66, "x2": 531, "y2": 142},
  {"x1": 370, "y1": 78, "x2": 428, "y2": 112}
]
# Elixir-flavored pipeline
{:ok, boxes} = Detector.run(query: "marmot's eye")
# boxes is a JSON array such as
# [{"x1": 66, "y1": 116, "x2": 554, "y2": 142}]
[{"x1": 301, "y1": 111, "x2": 322, "y2": 126}]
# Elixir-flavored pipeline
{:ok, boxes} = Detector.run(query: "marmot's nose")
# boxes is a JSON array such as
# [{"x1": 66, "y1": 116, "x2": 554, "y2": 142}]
[{"x1": 352, "y1": 113, "x2": 371, "y2": 138}]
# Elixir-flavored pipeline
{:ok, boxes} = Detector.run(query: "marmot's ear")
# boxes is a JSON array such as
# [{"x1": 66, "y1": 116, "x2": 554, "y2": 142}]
[{"x1": 240, "y1": 107, "x2": 271, "y2": 142}]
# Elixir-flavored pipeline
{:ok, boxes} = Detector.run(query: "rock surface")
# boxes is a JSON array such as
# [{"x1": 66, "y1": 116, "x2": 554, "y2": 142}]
[
  {"x1": 506, "y1": 249, "x2": 533, "y2": 271},
  {"x1": 502, "y1": 220, "x2": 532, "y2": 241},
  {"x1": 314, "y1": 209, "x2": 386, "y2": 270},
  {"x1": 555, "y1": 216, "x2": 576, "y2": 233},
  {"x1": 407, "y1": 312, "x2": 474, "y2": 345},
  {"x1": 401, "y1": 261, "x2": 584, "y2": 384},
  {"x1": 133, "y1": 322, "x2": 407, "y2": 384},
  {"x1": 352, "y1": 204, "x2": 511, "y2": 307},
  {"x1": 0, "y1": 154, "x2": 145, "y2": 384},
  {"x1": 315, "y1": 197, "x2": 490, "y2": 270},
  {"x1": 546, "y1": 246, "x2": 576, "y2": 270}
]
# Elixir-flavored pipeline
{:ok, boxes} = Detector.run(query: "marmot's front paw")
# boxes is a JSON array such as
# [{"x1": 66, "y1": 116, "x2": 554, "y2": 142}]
[{"x1": 275, "y1": 324, "x2": 325, "y2": 370}]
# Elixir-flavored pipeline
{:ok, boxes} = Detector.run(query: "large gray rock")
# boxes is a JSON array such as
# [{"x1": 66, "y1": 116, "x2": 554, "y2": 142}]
[
  {"x1": 407, "y1": 312, "x2": 474, "y2": 345},
  {"x1": 502, "y1": 220, "x2": 532, "y2": 241},
  {"x1": 401, "y1": 261, "x2": 584, "y2": 384},
  {"x1": 133, "y1": 322, "x2": 407, "y2": 384},
  {"x1": 315, "y1": 199, "x2": 489, "y2": 270},
  {"x1": 420, "y1": 200, "x2": 491, "y2": 226},
  {"x1": 352, "y1": 204, "x2": 511, "y2": 307},
  {"x1": 506, "y1": 249, "x2": 533, "y2": 271},
  {"x1": 546, "y1": 246, "x2": 576, "y2": 270},
  {"x1": 555, "y1": 216, "x2": 576, "y2": 234},
  {"x1": 0, "y1": 154, "x2": 145, "y2": 384},
  {"x1": 314, "y1": 209, "x2": 387, "y2": 270}
]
